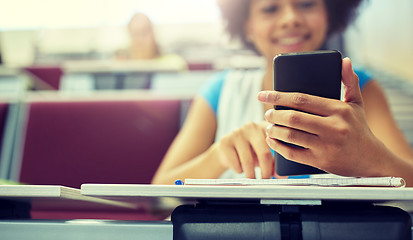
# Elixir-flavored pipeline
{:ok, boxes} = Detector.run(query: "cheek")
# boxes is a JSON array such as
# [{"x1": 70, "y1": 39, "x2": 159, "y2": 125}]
[
  {"x1": 249, "y1": 20, "x2": 275, "y2": 52},
  {"x1": 307, "y1": 14, "x2": 328, "y2": 41},
  {"x1": 251, "y1": 20, "x2": 272, "y2": 40}
]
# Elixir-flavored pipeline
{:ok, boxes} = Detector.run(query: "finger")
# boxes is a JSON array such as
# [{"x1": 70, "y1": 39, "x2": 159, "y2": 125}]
[
  {"x1": 266, "y1": 137, "x2": 317, "y2": 167},
  {"x1": 271, "y1": 145, "x2": 292, "y2": 178},
  {"x1": 234, "y1": 139, "x2": 256, "y2": 179},
  {"x1": 273, "y1": 171, "x2": 288, "y2": 179},
  {"x1": 266, "y1": 124, "x2": 319, "y2": 149},
  {"x1": 258, "y1": 91, "x2": 341, "y2": 116},
  {"x1": 265, "y1": 109, "x2": 326, "y2": 135},
  {"x1": 248, "y1": 130, "x2": 274, "y2": 179},
  {"x1": 221, "y1": 145, "x2": 243, "y2": 174},
  {"x1": 341, "y1": 57, "x2": 364, "y2": 106}
]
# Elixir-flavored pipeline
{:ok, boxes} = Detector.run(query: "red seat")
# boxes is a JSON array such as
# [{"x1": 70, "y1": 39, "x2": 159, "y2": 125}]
[
  {"x1": 187, "y1": 62, "x2": 213, "y2": 71},
  {"x1": 14, "y1": 95, "x2": 186, "y2": 220},
  {"x1": 24, "y1": 66, "x2": 63, "y2": 90},
  {"x1": 18, "y1": 96, "x2": 182, "y2": 188}
]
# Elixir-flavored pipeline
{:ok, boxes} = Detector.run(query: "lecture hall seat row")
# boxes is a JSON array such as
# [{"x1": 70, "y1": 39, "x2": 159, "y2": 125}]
[
  {"x1": 21, "y1": 60, "x2": 215, "y2": 91},
  {"x1": 0, "y1": 91, "x2": 193, "y2": 220}
]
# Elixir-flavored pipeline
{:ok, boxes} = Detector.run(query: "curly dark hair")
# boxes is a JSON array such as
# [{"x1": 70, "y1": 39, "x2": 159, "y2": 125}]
[{"x1": 217, "y1": 0, "x2": 364, "y2": 52}]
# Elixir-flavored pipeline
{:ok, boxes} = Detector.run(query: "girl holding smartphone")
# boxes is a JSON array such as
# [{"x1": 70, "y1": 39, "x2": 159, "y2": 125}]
[{"x1": 152, "y1": 0, "x2": 413, "y2": 186}]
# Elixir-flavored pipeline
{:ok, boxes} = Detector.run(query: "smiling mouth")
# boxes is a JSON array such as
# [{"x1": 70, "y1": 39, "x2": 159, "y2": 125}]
[{"x1": 273, "y1": 33, "x2": 311, "y2": 45}]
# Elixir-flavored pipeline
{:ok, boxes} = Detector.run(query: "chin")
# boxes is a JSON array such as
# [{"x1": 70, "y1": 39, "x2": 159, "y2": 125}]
[{"x1": 277, "y1": 45, "x2": 321, "y2": 54}]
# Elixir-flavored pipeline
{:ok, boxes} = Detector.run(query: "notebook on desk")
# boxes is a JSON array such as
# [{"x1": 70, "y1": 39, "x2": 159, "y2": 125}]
[{"x1": 182, "y1": 177, "x2": 406, "y2": 187}]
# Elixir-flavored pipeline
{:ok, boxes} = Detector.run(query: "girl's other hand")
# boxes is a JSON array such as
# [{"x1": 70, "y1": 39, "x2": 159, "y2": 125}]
[{"x1": 214, "y1": 121, "x2": 275, "y2": 179}]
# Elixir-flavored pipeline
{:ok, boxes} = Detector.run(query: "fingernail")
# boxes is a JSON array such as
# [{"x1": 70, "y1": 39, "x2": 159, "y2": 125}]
[
  {"x1": 344, "y1": 57, "x2": 352, "y2": 67},
  {"x1": 266, "y1": 136, "x2": 272, "y2": 145},
  {"x1": 257, "y1": 91, "x2": 268, "y2": 102},
  {"x1": 266, "y1": 123, "x2": 272, "y2": 132},
  {"x1": 265, "y1": 109, "x2": 274, "y2": 120}
]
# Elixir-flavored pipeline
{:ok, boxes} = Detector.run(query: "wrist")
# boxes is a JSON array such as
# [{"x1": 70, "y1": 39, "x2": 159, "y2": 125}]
[
  {"x1": 360, "y1": 139, "x2": 395, "y2": 178},
  {"x1": 368, "y1": 140, "x2": 409, "y2": 178},
  {"x1": 206, "y1": 143, "x2": 228, "y2": 176}
]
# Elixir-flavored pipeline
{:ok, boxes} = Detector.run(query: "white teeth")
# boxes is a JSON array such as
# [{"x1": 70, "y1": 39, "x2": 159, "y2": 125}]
[{"x1": 278, "y1": 37, "x2": 303, "y2": 45}]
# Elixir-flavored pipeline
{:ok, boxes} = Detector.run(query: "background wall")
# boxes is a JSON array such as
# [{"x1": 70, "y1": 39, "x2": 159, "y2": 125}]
[
  {"x1": 0, "y1": 23, "x2": 226, "y2": 66},
  {"x1": 1, "y1": 0, "x2": 413, "y2": 82},
  {"x1": 0, "y1": 0, "x2": 226, "y2": 66},
  {"x1": 345, "y1": 0, "x2": 413, "y2": 82}
]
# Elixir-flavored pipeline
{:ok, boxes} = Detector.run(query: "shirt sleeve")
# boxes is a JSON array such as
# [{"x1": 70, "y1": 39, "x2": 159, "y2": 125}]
[
  {"x1": 354, "y1": 68, "x2": 373, "y2": 90},
  {"x1": 198, "y1": 70, "x2": 228, "y2": 114}
]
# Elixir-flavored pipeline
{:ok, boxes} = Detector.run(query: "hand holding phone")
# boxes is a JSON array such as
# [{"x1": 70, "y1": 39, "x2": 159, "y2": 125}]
[{"x1": 273, "y1": 50, "x2": 342, "y2": 176}]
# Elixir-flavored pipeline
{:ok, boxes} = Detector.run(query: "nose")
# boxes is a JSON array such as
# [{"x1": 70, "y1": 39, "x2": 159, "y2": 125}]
[{"x1": 278, "y1": 5, "x2": 303, "y2": 29}]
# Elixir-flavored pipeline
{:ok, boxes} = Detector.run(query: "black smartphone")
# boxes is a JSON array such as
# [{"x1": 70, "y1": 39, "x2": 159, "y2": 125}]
[{"x1": 273, "y1": 50, "x2": 342, "y2": 176}]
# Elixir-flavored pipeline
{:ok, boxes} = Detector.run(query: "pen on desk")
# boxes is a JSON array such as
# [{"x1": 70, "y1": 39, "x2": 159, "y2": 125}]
[{"x1": 175, "y1": 179, "x2": 184, "y2": 185}]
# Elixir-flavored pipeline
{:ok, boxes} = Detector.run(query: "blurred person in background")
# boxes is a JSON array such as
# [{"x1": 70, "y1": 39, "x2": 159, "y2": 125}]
[
  {"x1": 152, "y1": 0, "x2": 413, "y2": 185},
  {"x1": 117, "y1": 12, "x2": 160, "y2": 60},
  {"x1": 116, "y1": 13, "x2": 187, "y2": 69}
]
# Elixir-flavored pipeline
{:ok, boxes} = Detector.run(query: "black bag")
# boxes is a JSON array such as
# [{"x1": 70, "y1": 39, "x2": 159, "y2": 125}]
[{"x1": 172, "y1": 203, "x2": 411, "y2": 240}]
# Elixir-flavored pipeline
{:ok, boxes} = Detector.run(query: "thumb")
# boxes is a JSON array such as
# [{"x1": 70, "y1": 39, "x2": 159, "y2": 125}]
[{"x1": 342, "y1": 57, "x2": 363, "y2": 106}]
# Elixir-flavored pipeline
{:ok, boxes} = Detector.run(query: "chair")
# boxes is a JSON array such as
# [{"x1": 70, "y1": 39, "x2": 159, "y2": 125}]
[
  {"x1": 16, "y1": 95, "x2": 183, "y2": 189},
  {"x1": 187, "y1": 62, "x2": 213, "y2": 71},
  {"x1": 24, "y1": 66, "x2": 63, "y2": 90},
  {"x1": 11, "y1": 93, "x2": 188, "y2": 220}
]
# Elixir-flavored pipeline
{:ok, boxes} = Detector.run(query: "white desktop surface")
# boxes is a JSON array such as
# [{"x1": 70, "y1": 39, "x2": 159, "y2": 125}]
[
  {"x1": 63, "y1": 60, "x2": 183, "y2": 74},
  {"x1": 0, "y1": 185, "x2": 136, "y2": 211},
  {"x1": 81, "y1": 184, "x2": 413, "y2": 213},
  {"x1": 81, "y1": 184, "x2": 413, "y2": 201},
  {"x1": 2, "y1": 184, "x2": 413, "y2": 240}
]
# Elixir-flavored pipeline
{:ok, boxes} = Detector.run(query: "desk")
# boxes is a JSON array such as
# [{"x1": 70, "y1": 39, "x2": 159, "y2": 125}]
[
  {"x1": 0, "y1": 66, "x2": 30, "y2": 98},
  {"x1": 81, "y1": 183, "x2": 413, "y2": 215},
  {"x1": 0, "y1": 185, "x2": 173, "y2": 240},
  {"x1": 0, "y1": 185, "x2": 136, "y2": 213},
  {"x1": 81, "y1": 183, "x2": 413, "y2": 204},
  {"x1": 0, "y1": 185, "x2": 173, "y2": 221},
  {"x1": 2, "y1": 184, "x2": 413, "y2": 240},
  {"x1": 62, "y1": 60, "x2": 185, "y2": 90},
  {"x1": 63, "y1": 60, "x2": 185, "y2": 74},
  {"x1": 81, "y1": 184, "x2": 413, "y2": 240}
]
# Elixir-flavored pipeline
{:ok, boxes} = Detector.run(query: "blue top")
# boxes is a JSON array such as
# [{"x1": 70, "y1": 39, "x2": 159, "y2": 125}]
[{"x1": 200, "y1": 69, "x2": 373, "y2": 114}]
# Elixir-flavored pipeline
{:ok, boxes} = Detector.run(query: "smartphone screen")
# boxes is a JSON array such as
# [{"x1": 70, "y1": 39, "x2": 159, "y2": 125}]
[{"x1": 273, "y1": 50, "x2": 342, "y2": 176}]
